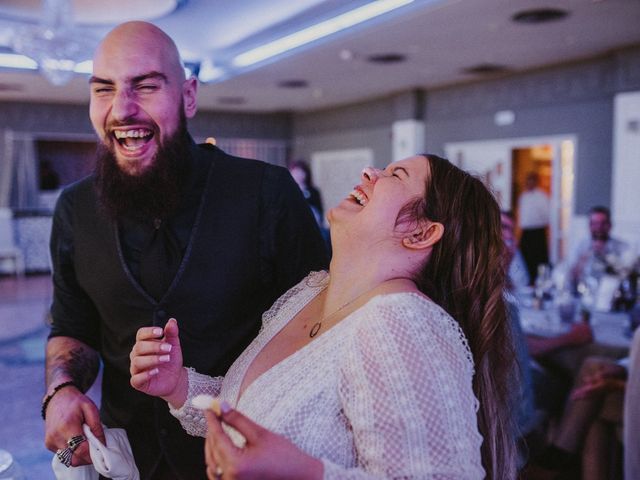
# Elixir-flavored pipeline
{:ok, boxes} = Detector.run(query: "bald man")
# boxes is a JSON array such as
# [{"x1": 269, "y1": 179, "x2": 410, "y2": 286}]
[{"x1": 43, "y1": 22, "x2": 327, "y2": 479}]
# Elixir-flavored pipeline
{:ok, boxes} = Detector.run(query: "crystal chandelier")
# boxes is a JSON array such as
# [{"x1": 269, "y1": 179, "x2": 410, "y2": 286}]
[{"x1": 11, "y1": 0, "x2": 95, "y2": 86}]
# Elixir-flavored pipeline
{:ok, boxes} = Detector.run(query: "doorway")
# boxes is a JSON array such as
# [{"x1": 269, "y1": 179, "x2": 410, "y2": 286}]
[
  {"x1": 511, "y1": 145, "x2": 552, "y2": 241},
  {"x1": 445, "y1": 135, "x2": 576, "y2": 264}
]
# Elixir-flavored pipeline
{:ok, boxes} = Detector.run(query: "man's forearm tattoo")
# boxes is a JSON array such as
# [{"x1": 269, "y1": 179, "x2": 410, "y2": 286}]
[
  {"x1": 48, "y1": 345, "x2": 99, "y2": 392},
  {"x1": 68, "y1": 347, "x2": 100, "y2": 391}
]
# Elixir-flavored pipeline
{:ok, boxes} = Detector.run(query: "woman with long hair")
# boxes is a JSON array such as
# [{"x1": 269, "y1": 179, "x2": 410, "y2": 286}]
[{"x1": 130, "y1": 154, "x2": 517, "y2": 479}]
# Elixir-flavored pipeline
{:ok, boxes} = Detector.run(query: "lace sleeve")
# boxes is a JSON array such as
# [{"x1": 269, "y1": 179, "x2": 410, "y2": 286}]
[
  {"x1": 169, "y1": 367, "x2": 224, "y2": 437},
  {"x1": 326, "y1": 294, "x2": 484, "y2": 480}
]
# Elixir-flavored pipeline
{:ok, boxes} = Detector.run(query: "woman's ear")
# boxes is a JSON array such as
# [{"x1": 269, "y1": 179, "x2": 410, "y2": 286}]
[{"x1": 402, "y1": 221, "x2": 444, "y2": 250}]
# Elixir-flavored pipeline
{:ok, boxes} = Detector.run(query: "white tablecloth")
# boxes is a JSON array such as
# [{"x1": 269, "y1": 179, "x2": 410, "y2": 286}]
[{"x1": 520, "y1": 307, "x2": 632, "y2": 349}]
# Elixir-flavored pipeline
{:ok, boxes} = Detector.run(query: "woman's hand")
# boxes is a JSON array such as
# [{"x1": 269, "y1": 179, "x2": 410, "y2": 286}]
[
  {"x1": 204, "y1": 403, "x2": 323, "y2": 480},
  {"x1": 130, "y1": 318, "x2": 187, "y2": 407}
]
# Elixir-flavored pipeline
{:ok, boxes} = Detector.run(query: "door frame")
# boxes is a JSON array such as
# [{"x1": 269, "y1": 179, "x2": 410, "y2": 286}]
[{"x1": 445, "y1": 134, "x2": 577, "y2": 263}]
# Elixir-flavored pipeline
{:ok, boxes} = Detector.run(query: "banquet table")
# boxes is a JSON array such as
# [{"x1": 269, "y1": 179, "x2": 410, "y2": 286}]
[{"x1": 520, "y1": 306, "x2": 632, "y2": 376}]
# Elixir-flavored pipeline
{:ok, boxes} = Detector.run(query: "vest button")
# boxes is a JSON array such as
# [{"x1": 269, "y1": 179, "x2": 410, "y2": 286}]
[
  {"x1": 156, "y1": 310, "x2": 166, "y2": 321},
  {"x1": 160, "y1": 428, "x2": 168, "y2": 437}
]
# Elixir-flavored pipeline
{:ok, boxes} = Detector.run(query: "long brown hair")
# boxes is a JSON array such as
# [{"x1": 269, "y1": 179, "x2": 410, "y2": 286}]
[{"x1": 402, "y1": 154, "x2": 518, "y2": 479}]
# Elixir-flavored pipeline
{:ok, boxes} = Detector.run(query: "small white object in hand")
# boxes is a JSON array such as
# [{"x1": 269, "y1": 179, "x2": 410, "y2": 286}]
[{"x1": 192, "y1": 394, "x2": 221, "y2": 415}]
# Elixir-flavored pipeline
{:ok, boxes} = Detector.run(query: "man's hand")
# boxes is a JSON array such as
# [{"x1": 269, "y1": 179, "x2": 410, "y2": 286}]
[{"x1": 44, "y1": 385, "x2": 104, "y2": 466}]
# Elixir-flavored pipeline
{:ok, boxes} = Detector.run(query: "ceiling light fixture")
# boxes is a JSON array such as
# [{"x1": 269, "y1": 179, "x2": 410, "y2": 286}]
[
  {"x1": 10, "y1": 0, "x2": 97, "y2": 86},
  {"x1": 232, "y1": 0, "x2": 415, "y2": 68}
]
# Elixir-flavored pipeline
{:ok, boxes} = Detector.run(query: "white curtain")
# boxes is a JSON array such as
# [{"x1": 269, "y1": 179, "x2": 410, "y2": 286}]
[
  {"x1": 0, "y1": 130, "x2": 39, "y2": 209},
  {"x1": 0, "y1": 130, "x2": 13, "y2": 208}
]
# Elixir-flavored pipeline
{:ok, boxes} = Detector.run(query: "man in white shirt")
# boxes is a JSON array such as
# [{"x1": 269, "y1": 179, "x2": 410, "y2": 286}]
[
  {"x1": 569, "y1": 206, "x2": 629, "y2": 287},
  {"x1": 518, "y1": 172, "x2": 550, "y2": 284}
]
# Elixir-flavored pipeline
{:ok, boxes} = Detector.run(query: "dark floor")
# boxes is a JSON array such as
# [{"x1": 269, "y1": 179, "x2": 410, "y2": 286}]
[{"x1": 0, "y1": 274, "x2": 100, "y2": 479}]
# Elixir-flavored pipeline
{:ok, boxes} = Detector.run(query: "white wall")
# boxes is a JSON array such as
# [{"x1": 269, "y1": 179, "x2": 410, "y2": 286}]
[{"x1": 612, "y1": 91, "x2": 640, "y2": 252}]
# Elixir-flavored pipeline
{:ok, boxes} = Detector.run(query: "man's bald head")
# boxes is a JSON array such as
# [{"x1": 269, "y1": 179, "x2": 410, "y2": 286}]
[{"x1": 94, "y1": 21, "x2": 185, "y2": 82}]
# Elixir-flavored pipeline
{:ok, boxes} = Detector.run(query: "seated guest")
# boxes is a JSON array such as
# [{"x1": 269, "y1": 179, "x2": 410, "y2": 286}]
[
  {"x1": 531, "y1": 355, "x2": 628, "y2": 480},
  {"x1": 502, "y1": 212, "x2": 537, "y2": 438},
  {"x1": 502, "y1": 211, "x2": 530, "y2": 290},
  {"x1": 502, "y1": 211, "x2": 593, "y2": 420},
  {"x1": 131, "y1": 155, "x2": 519, "y2": 479},
  {"x1": 569, "y1": 206, "x2": 630, "y2": 287}
]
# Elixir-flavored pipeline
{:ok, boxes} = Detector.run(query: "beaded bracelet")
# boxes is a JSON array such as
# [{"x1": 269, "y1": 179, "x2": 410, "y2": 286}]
[{"x1": 41, "y1": 381, "x2": 77, "y2": 420}]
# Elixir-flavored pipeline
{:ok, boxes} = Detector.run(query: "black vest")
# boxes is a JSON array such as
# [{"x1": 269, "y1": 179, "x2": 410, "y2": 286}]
[{"x1": 71, "y1": 146, "x2": 289, "y2": 478}]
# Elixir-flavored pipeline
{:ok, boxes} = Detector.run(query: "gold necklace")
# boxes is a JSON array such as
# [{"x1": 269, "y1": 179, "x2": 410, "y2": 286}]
[{"x1": 309, "y1": 284, "x2": 379, "y2": 338}]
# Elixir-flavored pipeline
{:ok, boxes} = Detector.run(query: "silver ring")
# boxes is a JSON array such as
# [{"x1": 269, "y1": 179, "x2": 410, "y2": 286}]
[
  {"x1": 56, "y1": 447, "x2": 73, "y2": 468},
  {"x1": 67, "y1": 434, "x2": 86, "y2": 451}
]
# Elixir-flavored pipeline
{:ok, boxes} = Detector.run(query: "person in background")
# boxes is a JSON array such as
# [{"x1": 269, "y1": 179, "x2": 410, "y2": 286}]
[
  {"x1": 502, "y1": 210, "x2": 530, "y2": 290},
  {"x1": 529, "y1": 354, "x2": 628, "y2": 480},
  {"x1": 288, "y1": 160, "x2": 324, "y2": 225},
  {"x1": 289, "y1": 159, "x2": 331, "y2": 254},
  {"x1": 569, "y1": 205, "x2": 630, "y2": 287},
  {"x1": 43, "y1": 21, "x2": 328, "y2": 479},
  {"x1": 518, "y1": 172, "x2": 550, "y2": 284},
  {"x1": 502, "y1": 211, "x2": 593, "y2": 422},
  {"x1": 502, "y1": 211, "x2": 539, "y2": 468},
  {"x1": 131, "y1": 154, "x2": 519, "y2": 479}
]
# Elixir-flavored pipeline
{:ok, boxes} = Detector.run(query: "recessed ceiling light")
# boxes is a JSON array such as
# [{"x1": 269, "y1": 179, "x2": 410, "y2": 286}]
[
  {"x1": 367, "y1": 53, "x2": 406, "y2": 64},
  {"x1": 339, "y1": 49, "x2": 354, "y2": 61},
  {"x1": 278, "y1": 79, "x2": 309, "y2": 88},
  {"x1": 462, "y1": 64, "x2": 509, "y2": 75},
  {"x1": 512, "y1": 8, "x2": 569, "y2": 24},
  {"x1": 217, "y1": 96, "x2": 246, "y2": 105}
]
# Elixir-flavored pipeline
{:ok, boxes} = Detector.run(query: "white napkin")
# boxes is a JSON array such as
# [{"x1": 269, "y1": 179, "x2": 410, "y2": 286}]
[{"x1": 51, "y1": 424, "x2": 139, "y2": 480}]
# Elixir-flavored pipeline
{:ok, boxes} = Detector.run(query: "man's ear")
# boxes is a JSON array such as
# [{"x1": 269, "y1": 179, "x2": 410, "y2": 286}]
[
  {"x1": 182, "y1": 77, "x2": 198, "y2": 119},
  {"x1": 402, "y1": 221, "x2": 444, "y2": 250}
]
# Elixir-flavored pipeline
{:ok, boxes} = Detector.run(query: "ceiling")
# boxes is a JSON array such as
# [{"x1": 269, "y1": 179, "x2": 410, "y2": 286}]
[{"x1": 0, "y1": 0, "x2": 639, "y2": 113}]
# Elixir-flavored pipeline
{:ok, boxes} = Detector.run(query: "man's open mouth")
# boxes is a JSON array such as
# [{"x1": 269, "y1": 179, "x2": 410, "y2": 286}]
[{"x1": 112, "y1": 128, "x2": 154, "y2": 151}]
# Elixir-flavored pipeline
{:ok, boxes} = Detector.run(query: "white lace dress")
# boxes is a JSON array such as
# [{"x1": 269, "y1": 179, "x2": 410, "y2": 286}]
[{"x1": 170, "y1": 271, "x2": 485, "y2": 479}]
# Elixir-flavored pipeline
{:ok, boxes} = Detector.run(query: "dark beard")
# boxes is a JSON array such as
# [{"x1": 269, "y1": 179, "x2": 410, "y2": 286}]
[{"x1": 94, "y1": 123, "x2": 191, "y2": 222}]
